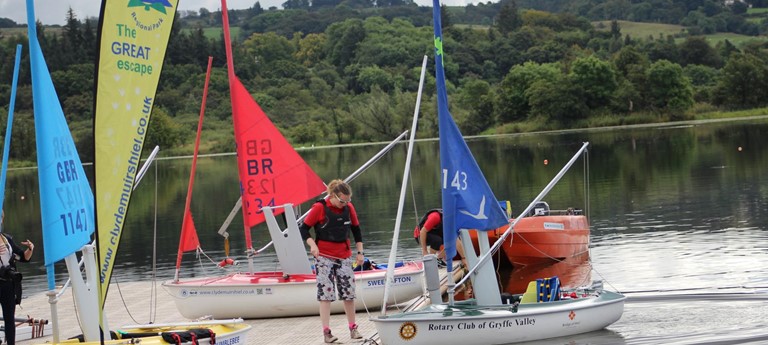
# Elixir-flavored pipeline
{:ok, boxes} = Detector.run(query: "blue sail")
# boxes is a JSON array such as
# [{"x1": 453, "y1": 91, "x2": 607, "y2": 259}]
[
  {"x1": 0, "y1": 45, "x2": 22, "y2": 218},
  {"x1": 27, "y1": 0, "x2": 96, "y2": 290},
  {"x1": 432, "y1": 0, "x2": 508, "y2": 273}
]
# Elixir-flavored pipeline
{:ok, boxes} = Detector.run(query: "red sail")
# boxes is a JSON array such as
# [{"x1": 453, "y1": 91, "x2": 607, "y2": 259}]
[
  {"x1": 179, "y1": 211, "x2": 200, "y2": 252},
  {"x1": 230, "y1": 77, "x2": 326, "y2": 228}
]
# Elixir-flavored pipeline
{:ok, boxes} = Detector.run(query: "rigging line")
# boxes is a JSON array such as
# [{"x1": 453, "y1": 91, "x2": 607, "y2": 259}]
[
  {"x1": 494, "y1": 238, "x2": 504, "y2": 292},
  {"x1": 357, "y1": 267, "x2": 373, "y2": 319},
  {"x1": 71, "y1": 280, "x2": 81, "y2": 331},
  {"x1": 590, "y1": 267, "x2": 621, "y2": 294},
  {"x1": 517, "y1": 234, "x2": 565, "y2": 262},
  {"x1": 408, "y1": 147, "x2": 419, "y2": 226},
  {"x1": 150, "y1": 158, "x2": 159, "y2": 323},
  {"x1": 194, "y1": 246, "x2": 220, "y2": 274},
  {"x1": 585, "y1": 149, "x2": 590, "y2": 220},
  {"x1": 116, "y1": 163, "x2": 161, "y2": 325},
  {"x1": 113, "y1": 276, "x2": 140, "y2": 324}
]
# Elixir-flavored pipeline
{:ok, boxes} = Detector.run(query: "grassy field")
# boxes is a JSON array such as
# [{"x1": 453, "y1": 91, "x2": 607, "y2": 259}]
[
  {"x1": 747, "y1": 7, "x2": 768, "y2": 14},
  {"x1": 593, "y1": 20, "x2": 768, "y2": 47},
  {"x1": 0, "y1": 26, "x2": 64, "y2": 39},
  {"x1": 695, "y1": 32, "x2": 768, "y2": 46},
  {"x1": 453, "y1": 24, "x2": 490, "y2": 31},
  {"x1": 181, "y1": 26, "x2": 240, "y2": 40},
  {"x1": 593, "y1": 20, "x2": 686, "y2": 39}
]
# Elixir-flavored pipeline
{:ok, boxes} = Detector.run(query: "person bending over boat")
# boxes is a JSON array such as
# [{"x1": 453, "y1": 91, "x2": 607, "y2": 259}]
[
  {"x1": 413, "y1": 209, "x2": 469, "y2": 270},
  {"x1": 0, "y1": 211, "x2": 34, "y2": 345},
  {"x1": 299, "y1": 180, "x2": 364, "y2": 343}
]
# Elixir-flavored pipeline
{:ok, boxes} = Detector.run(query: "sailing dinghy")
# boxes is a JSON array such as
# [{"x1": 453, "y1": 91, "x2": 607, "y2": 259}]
[
  {"x1": 25, "y1": 0, "x2": 250, "y2": 343},
  {"x1": 161, "y1": 0, "x2": 424, "y2": 319},
  {"x1": 370, "y1": 2, "x2": 625, "y2": 343}
]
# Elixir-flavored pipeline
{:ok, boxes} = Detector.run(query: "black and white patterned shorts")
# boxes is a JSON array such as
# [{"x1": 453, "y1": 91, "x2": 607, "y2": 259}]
[{"x1": 315, "y1": 256, "x2": 356, "y2": 301}]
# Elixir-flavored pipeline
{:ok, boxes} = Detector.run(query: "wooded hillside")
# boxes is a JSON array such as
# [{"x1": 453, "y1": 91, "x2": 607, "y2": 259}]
[{"x1": 1, "y1": 0, "x2": 767, "y2": 162}]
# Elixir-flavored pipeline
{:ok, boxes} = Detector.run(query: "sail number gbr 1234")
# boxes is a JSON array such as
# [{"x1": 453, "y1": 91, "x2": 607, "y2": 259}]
[{"x1": 243, "y1": 139, "x2": 275, "y2": 215}]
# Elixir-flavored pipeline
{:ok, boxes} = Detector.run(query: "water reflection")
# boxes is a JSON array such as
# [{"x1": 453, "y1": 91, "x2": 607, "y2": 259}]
[
  {"x1": 501, "y1": 252, "x2": 592, "y2": 295},
  {"x1": 515, "y1": 328, "x2": 627, "y2": 345}
]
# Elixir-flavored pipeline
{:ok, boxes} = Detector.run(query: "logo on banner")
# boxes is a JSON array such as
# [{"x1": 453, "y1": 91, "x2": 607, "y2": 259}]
[{"x1": 127, "y1": 0, "x2": 172, "y2": 31}]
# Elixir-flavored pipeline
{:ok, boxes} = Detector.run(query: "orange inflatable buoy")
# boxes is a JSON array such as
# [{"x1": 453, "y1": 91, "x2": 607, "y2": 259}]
[{"x1": 218, "y1": 258, "x2": 235, "y2": 267}]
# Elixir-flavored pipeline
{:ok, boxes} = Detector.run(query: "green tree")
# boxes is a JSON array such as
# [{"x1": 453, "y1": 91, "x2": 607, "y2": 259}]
[
  {"x1": 295, "y1": 33, "x2": 326, "y2": 67},
  {"x1": 610, "y1": 20, "x2": 621, "y2": 39},
  {"x1": 348, "y1": 87, "x2": 400, "y2": 140},
  {"x1": 717, "y1": 39, "x2": 739, "y2": 61},
  {"x1": 8, "y1": 112, "x2": 36, "y2": 161},
  {"x1": 456, "y1": 79, "x2": 495, "y2": 134},
  {"x1": 646, "y1": 60, "x2": 694, "y2": 115},
  {"x1": 440, "y1": 4, "x2": 452, "y2": 29},
  {"x1": 145, "y1": 108, "x2": 184, "y2": 151},
  {"x1": 496, "y1": 0, "x2": 521, "y2": 36},
  {"x1": 82, "y1": 19, "x2": 97, "y2": 62},
  {"x1": 243, "y1": 32, "x2": 295, "y2": 64},
  {"x1": 63, "y1": 8, "x2": 84, "y2": 64},
  {"x1": 50, "y1": 63, "x2": 94, "y2": 104},
  {"x1": 283, "y1": 0, "x2": 310, "y2": 9},
  {"x1": 644, "y1": 36, "x2": 679, "y2": 64},
  {"x1": 712, "y1": 52, "x2": 768, "y2": 109},
  {"x1": 613, "y1": 45, "x2": 648, "y2": 78},
  {"x1": 679, "y1": 36, "x2": 722, "y2": 68},
  {"x1": 684, "y1": 64, "x2": 719, "y2": 102},
  {"x1": 569, "y1": 55, "x2": 617, "y2": 109},
  {"x1": 325, "y1": 19, "x2": 366, "y2": 70},
  {"x1": 526, "y1": 77, "x2": 587, "y2": 124},
  {"x1": 356, "y1": 65, "x2": 394, "y2": 92},
  {"x1": 495, "y1": 61, "x2": 561, "y2": 123}
]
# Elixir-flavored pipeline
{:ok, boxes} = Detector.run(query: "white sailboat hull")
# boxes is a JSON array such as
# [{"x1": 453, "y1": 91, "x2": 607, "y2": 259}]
[
  {"x1": 371, "y1": 290, "x2": 626, "y2": 345},
  {"x1": 163, "y1": 262, "x2": 424, "y2": 319}
]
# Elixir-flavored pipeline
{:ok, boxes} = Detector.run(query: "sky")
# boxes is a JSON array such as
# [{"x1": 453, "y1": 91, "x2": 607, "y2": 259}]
[{"x1": 0, "y1": 0, "x2": 482, "y2": 26}]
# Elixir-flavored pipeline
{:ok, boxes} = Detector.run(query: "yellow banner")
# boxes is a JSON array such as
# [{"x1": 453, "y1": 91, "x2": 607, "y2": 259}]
[{"x1": 94, "y1": 0, "x2": 178, "y2": 307}]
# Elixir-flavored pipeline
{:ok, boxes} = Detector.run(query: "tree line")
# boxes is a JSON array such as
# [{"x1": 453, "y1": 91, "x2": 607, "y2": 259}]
[{"x1": 1, "y1": 1, "x2": 768, "y2": 163}]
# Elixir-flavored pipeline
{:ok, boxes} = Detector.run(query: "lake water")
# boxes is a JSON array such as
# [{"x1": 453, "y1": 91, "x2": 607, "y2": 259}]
[{"x1": 5, "y1": 117, "x2": 768, "y2": 344}]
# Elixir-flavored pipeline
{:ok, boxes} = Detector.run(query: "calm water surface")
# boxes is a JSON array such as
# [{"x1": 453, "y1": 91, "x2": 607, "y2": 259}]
[{"x1": 5, "y1": 118, "x2": 768, "y2": 344}]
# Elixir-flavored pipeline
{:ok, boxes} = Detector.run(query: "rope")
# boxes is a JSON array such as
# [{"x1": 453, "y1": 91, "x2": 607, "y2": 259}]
[
  {"x1": 150, "y1": 162, "x2": 159, "y2": 323},
  {"x1": 116, "y1": 163, "x2": 161, "y2": 325},
  {"x1": 114, "y1": 276, "x2": 141, "y2": 324}
]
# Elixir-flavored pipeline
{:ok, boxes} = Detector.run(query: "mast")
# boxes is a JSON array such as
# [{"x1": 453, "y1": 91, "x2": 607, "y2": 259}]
[
  {"x1": 220, "y1": 0, "x2": 255, "y2": 263},
  {"x1": 0, "y1": 45, "x2": 22, "y2": 217},
  {"x1": 380, "y1": 55, "x2": 428, "y2": 314},
  {"x1": 174, "y1": 57, "x2": 214, "y2": 282}
]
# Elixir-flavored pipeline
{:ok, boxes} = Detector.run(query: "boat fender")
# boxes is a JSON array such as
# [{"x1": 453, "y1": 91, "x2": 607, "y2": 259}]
[
  {"x1": 161, "y1": 329, "x2": 216, "y2": 345},
  {"x1": 218, "y1": 258, "x2": 236, "y2": 268}
]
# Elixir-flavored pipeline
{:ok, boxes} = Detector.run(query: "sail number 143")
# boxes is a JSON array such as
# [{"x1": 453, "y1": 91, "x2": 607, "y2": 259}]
[{"x1": 443, "y1": 169, "x2": 468, "y2": 190}]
